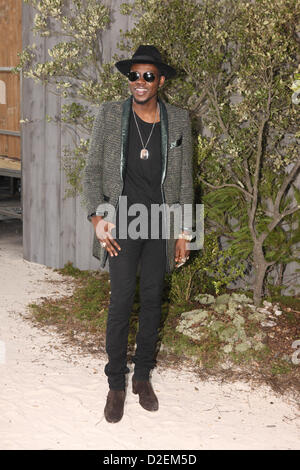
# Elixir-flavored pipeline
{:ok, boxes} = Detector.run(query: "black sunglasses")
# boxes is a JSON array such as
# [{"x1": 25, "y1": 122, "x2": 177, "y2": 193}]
[{"x1": 127, "y1": 71, "x2": 158, "y2": 83}]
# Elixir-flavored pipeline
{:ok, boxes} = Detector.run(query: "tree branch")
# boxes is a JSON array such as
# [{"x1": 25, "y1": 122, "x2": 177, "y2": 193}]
[
  {"x1": 257, "y1": 159, "x2": 300, "y2": 244},
  {"x1": 198, "y1": 176, "x2": 253, "y2": 199},
  {"x1": 242, "y1": 153, "x2": 253, "y2": 194},
  {"x1": 219, "y1": 160, "x2": 250, "y2": 197},
  {"x1": 248, "y1": 86, "x2": 272, "y2": 238},
  {"x1": 259, "y1": 205, "x2": 300, "y2": 245},
  {"x1": 273, "y1": 158, "x2": 300, "y2": 214},
  {"x1": 207, "y1": 84, "x2": 230, "y2": 138}
]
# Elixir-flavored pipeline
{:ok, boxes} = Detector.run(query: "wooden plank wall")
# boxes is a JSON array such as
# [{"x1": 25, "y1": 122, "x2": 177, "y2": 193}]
[
  {"x1": 22, "y1": 0, "x2": 134, "y2": 270},
  {"x1": 0, "y1": 0, "x2": 21, "y2": 160}
]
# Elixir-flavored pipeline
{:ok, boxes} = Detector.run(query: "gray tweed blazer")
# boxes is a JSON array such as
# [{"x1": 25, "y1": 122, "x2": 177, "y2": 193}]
[{"x1": 82, "y1": 96, "x2": 193, "y2": 273}]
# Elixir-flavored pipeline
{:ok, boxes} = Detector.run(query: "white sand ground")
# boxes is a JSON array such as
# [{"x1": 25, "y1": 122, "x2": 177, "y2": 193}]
[{"x1": 0, "y1": 223, "x2": 299, "y2": 450}]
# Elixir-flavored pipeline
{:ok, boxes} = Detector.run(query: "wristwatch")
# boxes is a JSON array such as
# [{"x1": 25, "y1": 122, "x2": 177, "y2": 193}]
[
  {"x1": 178, "y1": 232, "x2": 193, "y2": 241},
  {"x1": 89, "y1": 211, "x2": 104, "y2": 219}
]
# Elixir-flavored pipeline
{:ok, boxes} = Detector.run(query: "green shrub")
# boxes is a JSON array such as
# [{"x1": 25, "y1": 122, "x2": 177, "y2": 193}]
[{"x1": 170, "y1": 232, "x2": 246, "y2": 303}]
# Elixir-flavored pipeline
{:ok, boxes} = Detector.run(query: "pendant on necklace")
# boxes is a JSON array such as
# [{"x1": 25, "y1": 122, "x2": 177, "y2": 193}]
[{"x1": 140, "y1": 148, "x2": 149, "y2": 160}]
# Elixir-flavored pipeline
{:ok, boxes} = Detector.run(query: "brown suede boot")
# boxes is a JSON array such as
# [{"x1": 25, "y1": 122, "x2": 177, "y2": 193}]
[
  {"x1": 132, "y1": 377, "x2": 159, "y2": 411},
  {"x1": 104, "y1": 390, "x2": 126, "y2": 423}
]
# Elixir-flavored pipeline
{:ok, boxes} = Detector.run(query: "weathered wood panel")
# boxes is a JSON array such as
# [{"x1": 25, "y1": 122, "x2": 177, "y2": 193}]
[
  {"x1": 0, "y1": 72, "x2": 21, "y2": 158},
  {"x1": 22, "y1": 3, "x2": 46, "y2": 263},
  {"x1": 0, "y1": 0, "x2": 22, "y2": 160},
  {"x1": 0, "y1": 0, "x2": 22, "y2": 66}
]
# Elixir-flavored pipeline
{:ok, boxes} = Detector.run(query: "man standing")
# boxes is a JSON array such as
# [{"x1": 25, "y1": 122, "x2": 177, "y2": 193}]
[{"x1": 82, "y1": 46, "x2": 193, "y2": 423}]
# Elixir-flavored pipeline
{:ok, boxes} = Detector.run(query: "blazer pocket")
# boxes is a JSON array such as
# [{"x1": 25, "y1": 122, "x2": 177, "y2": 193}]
[{"x1": 169, "y1": 136, "x2": 182, "y2": 150}]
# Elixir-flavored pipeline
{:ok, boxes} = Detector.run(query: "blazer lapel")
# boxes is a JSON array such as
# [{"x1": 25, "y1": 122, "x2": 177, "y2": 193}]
[
  {"x1": 159, "y1": 99, "x2": 169, "y2": 184},
  {"x1": 120, "y1": 96, "x2": 132, "y2": 182}
]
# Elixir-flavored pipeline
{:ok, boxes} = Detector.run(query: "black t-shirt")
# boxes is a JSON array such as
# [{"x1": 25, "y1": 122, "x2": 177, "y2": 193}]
[
  {"x1": 122, "y1": 108, "x2": 163, "y2": 207},
  {"x1": 117, "y1": 108, "x2": 164, "y2": 238}
]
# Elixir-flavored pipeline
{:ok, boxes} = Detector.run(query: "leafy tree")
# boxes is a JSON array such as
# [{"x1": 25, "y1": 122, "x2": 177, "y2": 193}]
[{"x1": 118, "y1": 0, "x2": 300, "y2": 305}]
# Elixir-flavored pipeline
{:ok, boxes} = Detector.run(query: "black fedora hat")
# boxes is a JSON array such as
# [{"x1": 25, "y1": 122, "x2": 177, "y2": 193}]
[{"x1": 115, "y1": 45, "x2": 176, "y2": 79}]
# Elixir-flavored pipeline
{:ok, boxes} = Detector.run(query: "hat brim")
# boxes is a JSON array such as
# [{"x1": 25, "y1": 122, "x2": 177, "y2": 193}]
[{"x1": 115, "y1": 58, "x2": 176, "y2": 79}]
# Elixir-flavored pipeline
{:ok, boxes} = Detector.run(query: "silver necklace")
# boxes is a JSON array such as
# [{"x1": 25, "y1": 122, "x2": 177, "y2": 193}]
[{"x1": 132, "y1": 103, "x2": 159, "y2": 160}]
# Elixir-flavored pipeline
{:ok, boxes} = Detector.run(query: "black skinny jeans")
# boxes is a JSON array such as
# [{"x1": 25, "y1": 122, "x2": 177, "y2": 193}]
[{"x1": 104, "y1": 214, "x2": 167, "y2": 390}]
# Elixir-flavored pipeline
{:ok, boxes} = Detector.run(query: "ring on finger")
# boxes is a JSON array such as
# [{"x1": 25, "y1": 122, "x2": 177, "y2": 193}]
[{"x1": 100, "y1": 241, "x2": 106, "y2": 248}]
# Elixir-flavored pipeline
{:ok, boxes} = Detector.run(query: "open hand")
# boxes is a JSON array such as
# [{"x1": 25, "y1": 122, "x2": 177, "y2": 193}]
[
  {"x1": 174, "y1": 239, "x2": 190, "y2": 268},
  {"x1": 93, "y1": 217, "x2": 121, "y2": 257}
]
